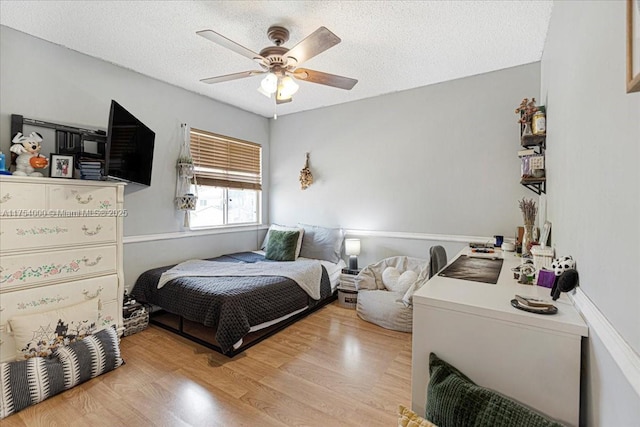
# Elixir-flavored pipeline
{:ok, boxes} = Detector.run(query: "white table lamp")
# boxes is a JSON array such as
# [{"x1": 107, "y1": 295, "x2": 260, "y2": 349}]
[{"x1": 345, "y1": 238, "x2": 361, "y2": 270}]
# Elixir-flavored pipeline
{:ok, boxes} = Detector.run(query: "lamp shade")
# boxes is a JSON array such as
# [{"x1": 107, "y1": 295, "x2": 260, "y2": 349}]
[
  {"x1": 260, "y1": 73, "x2": 278, "y2": 93},
  {"x1": 345, "y1": 239, "x2": 361, "y2": 256},
  {"x1": 277, "y1": 76, "x2": 299, "y2": 100}
]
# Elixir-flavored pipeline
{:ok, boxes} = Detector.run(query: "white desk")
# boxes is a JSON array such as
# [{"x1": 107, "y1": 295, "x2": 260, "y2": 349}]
[{"x1": 411, "y1": 248, "x2": 588, "y2": 426}]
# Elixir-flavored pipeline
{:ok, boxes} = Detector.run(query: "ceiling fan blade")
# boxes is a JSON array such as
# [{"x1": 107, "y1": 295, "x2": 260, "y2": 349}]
[
  {"x1": 200, "y1": 70, "x2": 265, "y2": 84},
  {"x1": 197, "y1": 30, "x2": 266, "y2": 64},
  {"x1": 293, "y1": 68, "x2": 358, "y2": 90},
  {"x1": 285, "y1": 27, "x2": 341, "y2": 66}
]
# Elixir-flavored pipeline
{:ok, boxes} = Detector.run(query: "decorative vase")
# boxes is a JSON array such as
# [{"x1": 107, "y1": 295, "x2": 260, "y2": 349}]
[
  {"x1": 522, "y1": 122, "x2": 533, "y2": 136},
  {"x1": 522, "y1": 223, "x2": 534, "y2": 257}
]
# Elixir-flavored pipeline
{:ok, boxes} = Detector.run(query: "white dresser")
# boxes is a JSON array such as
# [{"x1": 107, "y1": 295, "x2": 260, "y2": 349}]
[
  {"x1": 412, "y1": 248, "x2": 588, "y2": 426},
  {"x1": 0, "y1": 176, "x2": 125, "y2": 362}
]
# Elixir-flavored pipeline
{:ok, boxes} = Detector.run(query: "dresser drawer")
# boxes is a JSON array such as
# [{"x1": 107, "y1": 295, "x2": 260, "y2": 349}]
[
  {"x1": 0, "y1": 217, "x2": 117, "y2": 252},
  {"x1": 0, "y1": 182, "x2": 46, "y2": 211},
  {"x1": 48, "y1": 184, "x2": 117, "y2": 210},
  {"x1": 0, "y1": 245, "x2": 117, "y2": 291},
  {"x1": 0, "y1": 274, "x2": 120, "y2": 362}
]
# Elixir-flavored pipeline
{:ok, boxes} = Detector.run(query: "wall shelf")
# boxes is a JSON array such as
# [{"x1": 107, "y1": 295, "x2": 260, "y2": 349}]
[
  {"x1": 520, "y1": 177, "x2": 546, "y2": 195},
  {"x1": 518, "y1": 108, "x2": 546, "y2": 195}
]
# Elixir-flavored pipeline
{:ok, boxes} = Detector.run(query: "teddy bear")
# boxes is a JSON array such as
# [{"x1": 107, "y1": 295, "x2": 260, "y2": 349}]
[{"x1": 10, "y1": 132, "x2": 49, "y2": 177}]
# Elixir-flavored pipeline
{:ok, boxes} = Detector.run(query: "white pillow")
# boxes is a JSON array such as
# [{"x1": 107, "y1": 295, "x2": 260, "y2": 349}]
[
  {"x1": 262, "y1": 224, "x2": 304, "y2": 259},
  {"x1": 382, "y1": 267, "x2": 400, "y2": 290},
  {"x1": 8, "y1": 299, "x2": 100, "y2": 360},
  {"x1": 382, "y1": 267, "x2": 417, "y2": 293}
]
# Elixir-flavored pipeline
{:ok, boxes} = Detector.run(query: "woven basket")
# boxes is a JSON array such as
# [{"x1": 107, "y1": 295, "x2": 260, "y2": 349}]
[{"x1": 176, "y1": 194, "x2": 197, "y2": 210}]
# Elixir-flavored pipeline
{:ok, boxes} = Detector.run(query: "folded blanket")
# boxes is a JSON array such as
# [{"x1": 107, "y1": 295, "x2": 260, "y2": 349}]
[{"x1": 158, "y1": 259, "x2": 324, "y2": 300}]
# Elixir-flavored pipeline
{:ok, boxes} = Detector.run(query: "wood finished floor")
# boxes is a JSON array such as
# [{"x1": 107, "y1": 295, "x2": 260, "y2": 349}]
[{"x1": 3, "y1": 302, "x2": 412, "y2": 427}]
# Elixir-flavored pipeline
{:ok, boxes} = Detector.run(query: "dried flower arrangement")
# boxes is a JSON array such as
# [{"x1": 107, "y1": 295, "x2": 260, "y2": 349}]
[
  {"x1": 299, "y1": 152, "x2": 313, "y2": 190},
  {"x1": 519, "y1": 197, "x2": 537, "y2": 225},
  {"x1": 515, "y1": 98, "x2": 539, "y2": 125}
]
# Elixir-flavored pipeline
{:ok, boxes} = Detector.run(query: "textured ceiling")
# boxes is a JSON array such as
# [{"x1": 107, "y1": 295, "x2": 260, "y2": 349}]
[{"x1": 0, "y1": 1, "x2": 553, "y2": 118}]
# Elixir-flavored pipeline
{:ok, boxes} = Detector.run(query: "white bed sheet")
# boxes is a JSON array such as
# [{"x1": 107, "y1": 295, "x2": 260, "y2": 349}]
[{"x1": 252, "y1": 251, "x2": 346, "y2": 291}]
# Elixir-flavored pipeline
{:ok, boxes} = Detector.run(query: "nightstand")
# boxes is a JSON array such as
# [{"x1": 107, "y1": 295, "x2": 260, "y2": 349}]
[{"x1": 337, "y1": 268, "x2": 360, "y2": 309}]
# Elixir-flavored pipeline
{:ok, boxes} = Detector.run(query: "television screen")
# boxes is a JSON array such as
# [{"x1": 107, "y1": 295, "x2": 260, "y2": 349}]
[{"x1": 105, "y1": 100, "x2": 155, "y2": 186}]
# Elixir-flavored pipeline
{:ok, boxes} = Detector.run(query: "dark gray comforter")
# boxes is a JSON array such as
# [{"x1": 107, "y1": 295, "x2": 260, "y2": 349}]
[{"x1": 130, "y1": 252, "x2": 331, "y2": 354}]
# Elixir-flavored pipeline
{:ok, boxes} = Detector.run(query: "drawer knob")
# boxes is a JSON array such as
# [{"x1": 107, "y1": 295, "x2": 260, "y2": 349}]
[
  {"x1": 0, "y1": 193, "x2": 11, "y2": 204},
  {"x1": 83, "y1": 287, "x2": 103, "y2": 310},
  {"x1": 82, "y1": 286, "x2": 103, "y2": 300},
  {"x1": 73, "y1": 191, "x2": 93, "y2": 204},
  {"x1": 82, "y1": 255, "x2": 102, "y2": 267},
  {"x1": 82, "y1": 225, "x2": 103, "y2": 236}
]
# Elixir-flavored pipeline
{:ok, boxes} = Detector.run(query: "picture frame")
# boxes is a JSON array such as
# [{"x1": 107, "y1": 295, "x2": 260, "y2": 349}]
[
  {"x1": 627, "y1": 0, "x2": 640, "y2": 93},
  {"x1": 49, "y1": 153, "x2": 74, "y2": 179},
  {"x1": 540, "y1": 221, "x2": 552, "y2": 248}
]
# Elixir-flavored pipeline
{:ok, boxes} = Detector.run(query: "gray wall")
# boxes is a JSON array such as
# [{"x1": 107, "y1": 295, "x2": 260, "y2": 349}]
[
  {"x1": 541, "y1": 1, "x2": 640, "y2": 425},
  {"x1": 269, "y1": 63, "x2": 538, "y2": 266},
  {"x1": 0, "y1": 26, "x2": 270, "y2": 287}
]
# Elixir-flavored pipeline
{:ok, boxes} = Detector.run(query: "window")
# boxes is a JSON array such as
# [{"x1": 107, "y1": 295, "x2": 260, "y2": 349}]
[{"x1": 189, "y1": 128, "x2": 261, "y2": 228}]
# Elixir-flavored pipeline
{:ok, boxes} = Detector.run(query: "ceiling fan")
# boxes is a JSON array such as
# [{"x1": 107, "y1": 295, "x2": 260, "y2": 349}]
[{"x1": 197, "y1": 25, "x2": 358, "y2": 105}]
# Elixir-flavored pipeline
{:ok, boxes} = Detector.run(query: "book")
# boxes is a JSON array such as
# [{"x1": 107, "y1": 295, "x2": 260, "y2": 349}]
[
  {"x1": 517, "y1": 148, "x2": 537, "y2": 157},
  {"x1": 521, "y1": 156, "x2": 531, "y2": 177}
]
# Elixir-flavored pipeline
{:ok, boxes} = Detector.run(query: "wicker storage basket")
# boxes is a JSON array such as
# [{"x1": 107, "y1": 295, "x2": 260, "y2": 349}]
[
  {"x1": 337, "y1": 288, "x2": 358, "y2": 309},
  {"x1": 123, "y1": 304, "x2": 149, "y2": 336}
]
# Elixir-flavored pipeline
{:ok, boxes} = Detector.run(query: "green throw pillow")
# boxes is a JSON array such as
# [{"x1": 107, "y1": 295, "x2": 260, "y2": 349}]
[
  {"x1": 265, "y1": 230, "x2": 300, "y2": 261},
  {"x1": 426, "y1": 353, "x2": 563, "y2": 427}
]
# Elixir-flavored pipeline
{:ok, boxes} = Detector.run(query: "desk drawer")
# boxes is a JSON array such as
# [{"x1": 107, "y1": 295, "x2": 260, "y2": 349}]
[
  {"x1": 48, "y1": 184, "x2": 117, "y2": 210},
  {"x1": 0, "y1": 217, "x2": 117, "y2": 252},
  {"x1": 0, "y1": 245, "x2": 117, "y2": 291}
]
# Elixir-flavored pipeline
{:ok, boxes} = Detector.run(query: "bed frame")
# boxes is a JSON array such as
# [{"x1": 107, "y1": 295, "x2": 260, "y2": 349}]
[{"x1": 148, "y1": 292, "x2": 337, "y2": 357}]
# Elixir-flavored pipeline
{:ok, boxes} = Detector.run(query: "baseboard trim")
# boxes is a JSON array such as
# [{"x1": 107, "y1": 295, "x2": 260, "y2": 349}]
[{"x1": 570, "y1": 288, "x2": 640, "y2": 398}]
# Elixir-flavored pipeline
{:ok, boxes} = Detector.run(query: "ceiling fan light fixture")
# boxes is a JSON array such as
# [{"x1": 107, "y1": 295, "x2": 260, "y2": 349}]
[
  {"x1": 257, "y1": 85, "x2": 272, "y2": 98},
  {"x1": 278, "y1": 76, "x2": 299, "y2": 99},
  {"x1": 260, "y1": 72, "x2": 278, "y2": 94}
]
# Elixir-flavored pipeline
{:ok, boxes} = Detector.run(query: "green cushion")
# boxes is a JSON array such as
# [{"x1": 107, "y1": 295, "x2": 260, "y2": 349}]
[
  {"x1": 426, "y1": 353, "x2": 563, "y2": 427},
  {"x1": 265, "y1": 230, "x2": 300, "y2": 261}
]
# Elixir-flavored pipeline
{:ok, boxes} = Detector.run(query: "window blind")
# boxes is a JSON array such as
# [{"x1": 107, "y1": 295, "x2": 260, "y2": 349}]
[{"x1": 190, "y1": 128, "x2": 262, "y2": 191}]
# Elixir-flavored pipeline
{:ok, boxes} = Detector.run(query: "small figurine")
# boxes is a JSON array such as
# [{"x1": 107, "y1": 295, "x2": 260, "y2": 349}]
[{"x1": 10, "y1": 132, "x2": 49, "y2": 177}]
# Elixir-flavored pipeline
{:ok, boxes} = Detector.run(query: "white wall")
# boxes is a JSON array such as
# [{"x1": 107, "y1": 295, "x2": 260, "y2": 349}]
[
  {"x1": 269, "y1": 63, "x2": 539, "y2": 265},
  {"x1": 0, "y1": 26, "x2": 270, "y2": 287},
  {"x1": 541, "y1": 1, "x2": 640, "y2": 425}
]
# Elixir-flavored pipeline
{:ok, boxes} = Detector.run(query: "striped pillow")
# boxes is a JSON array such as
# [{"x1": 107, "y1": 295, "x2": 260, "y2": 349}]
[{"x1": 0, "y1": 327, "x2": 123, "y2": 419}]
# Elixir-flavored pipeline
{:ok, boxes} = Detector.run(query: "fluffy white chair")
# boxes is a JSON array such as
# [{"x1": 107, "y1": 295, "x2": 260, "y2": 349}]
[{"x1": 354, "y1": 247, "x2": 447, "y2": 332}]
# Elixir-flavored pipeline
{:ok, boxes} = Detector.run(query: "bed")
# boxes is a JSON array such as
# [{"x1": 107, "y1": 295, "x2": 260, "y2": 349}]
[{"x1": 130, "y1": 224, "x2": 346, "y2": 356}]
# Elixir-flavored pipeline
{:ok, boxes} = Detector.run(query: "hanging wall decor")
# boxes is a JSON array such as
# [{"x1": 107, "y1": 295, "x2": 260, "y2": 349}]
[
  {"x1": 175, "y1": 124, "x2": 197, "y2": 227},
  {"x1": 299, "y1": 152, "x2": 313, "y2": 190}
]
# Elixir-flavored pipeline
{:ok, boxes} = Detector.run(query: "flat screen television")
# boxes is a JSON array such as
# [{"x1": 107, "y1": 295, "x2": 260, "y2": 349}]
[{"x1": 105, "y1": 100, "x2": 155, "y2": 186}]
